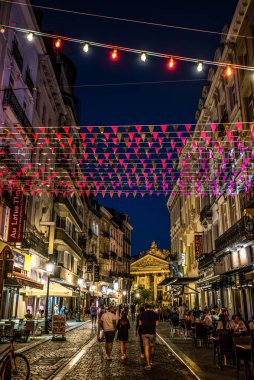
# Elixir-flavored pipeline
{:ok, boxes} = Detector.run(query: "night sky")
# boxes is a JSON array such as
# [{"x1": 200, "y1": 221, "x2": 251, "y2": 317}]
[{"x1": 31, "y1": 0, "x2": 237, "y2": 255}]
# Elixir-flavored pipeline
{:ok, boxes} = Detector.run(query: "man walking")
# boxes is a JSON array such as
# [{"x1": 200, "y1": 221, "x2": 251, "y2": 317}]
[
  {"x1": 100, "y1": 305, "x2": 117, "y2": 360},
  {"x1": 139, "y1": 304, "x2": 159, "y2": 370}
]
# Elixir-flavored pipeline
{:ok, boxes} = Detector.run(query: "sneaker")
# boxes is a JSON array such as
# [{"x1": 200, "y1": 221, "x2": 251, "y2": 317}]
[
  {"x1": 145, "y1": 365, "x2": 151, "y2": 370},
  {"x1": 140, "y1": 354, "x2": 145, "y2": 359}
]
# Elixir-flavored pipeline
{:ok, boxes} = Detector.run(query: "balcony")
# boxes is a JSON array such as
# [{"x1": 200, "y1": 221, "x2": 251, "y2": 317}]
[
  {"x1": 3, "y1": 89, "x2": 35, "y2": 142},
  {"x1": 110, "y1": 252, "x2": 117, "y2": 260},
  {"x1": 53, "y1": 265, "x2": 78, "y2": 287},
  {"x1": 197, "y1": 251, "x2": 215, "y2": 270},
  {"x1": 55, "y1": 227, "x2": 82, "y2": 256},
  {"x1": 55, "y1": 194, "x2": 83, "y2": 229},
  {"x1": 102, "y1": 253, "x2": 110, "y2": 260},
  {"x1": 12, "y1": 39, "x2": 23, "y2": 72},
  {"x1": 22, "y1": 231, "x2": 48, "y2": 258},
  {"x1": 215, "y1": 216, "x2": 254, "y2": 253},
  {"x1": 200, "y1": 205, "x2": 212, "y2": 223}
]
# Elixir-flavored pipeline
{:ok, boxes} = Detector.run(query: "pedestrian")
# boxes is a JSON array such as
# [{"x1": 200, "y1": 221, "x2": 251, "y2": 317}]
[
  {"x1": 131, "y1": 303, "x2": 136, "y2": 321},
  {"x1": 90, "y1": 302, "x2": 98, "y2": 329},
  {"x1": 136, "y1": 306, "x2": 145, "y2": 358},
  {"x1": 116, "y1": 311, "x2": 130, "y2": 360},
  {"x1": 139, "y1": 304, "x2": 159, "y2": 370},
  {"x1": 54, "y1": 304, "x2": 59, "y2": 315},
  {"x1": 60, "y1": 305, "x2": 66, "y2": 315},
  {"x1": 97, "y1": 304, "x2": 106, "y2": 341},
  {"x1": 100, "y1": 305, "x2": 117, "y2": 360}
]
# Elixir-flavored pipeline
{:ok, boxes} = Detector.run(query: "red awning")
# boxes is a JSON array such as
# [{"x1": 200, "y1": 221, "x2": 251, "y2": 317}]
[{"x1": 12, "y1": 271, "x2": 43, "y2": 290}]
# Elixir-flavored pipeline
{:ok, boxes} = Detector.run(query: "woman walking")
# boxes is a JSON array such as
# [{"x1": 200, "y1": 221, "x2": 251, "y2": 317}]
[
  {"x1": 116, "y1": 311, "x2": 130, "y2": 360},
  {"x1": 136, "y1": 306, "x2": 145, "y2": 358}
]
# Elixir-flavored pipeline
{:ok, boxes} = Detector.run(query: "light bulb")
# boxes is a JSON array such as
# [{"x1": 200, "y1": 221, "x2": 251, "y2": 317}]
[
  {"x1": 83, "y1": 43, "x2": 89, "y2": 53},
  {"x1": 141, "y1": 53, "x2": 147, "y2": 62},
  {"x1": 197, "y1": 62, "x2": 203, "y2": 72},
  {"x1": 111, "y1": 48, "x2": 118, "y2": 60},
  {"x1": 0, "y1": 27, "x2": 5, "y2": 33},
  {"x1": 27, "y1": 32, "x2": 34, "y2": 42},
  {"x1": 168, "y1": 57, "x2": 175, "y2": 69},
  {"x1": 225, "y1": 66, "x2": 232, "y2": 77},
  {"x1": 55, "y1": 39, "x2": 61, "y2": 49}
]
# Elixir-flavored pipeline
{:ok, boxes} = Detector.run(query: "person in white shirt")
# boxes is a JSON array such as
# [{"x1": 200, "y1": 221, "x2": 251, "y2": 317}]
[
  {"x1": 204, "y1": 311, "x2": 213, "y2": 328},
  {"x1": 100, "y1": 306, "x2": 117, "y2": 360},
  {"x1": 229, "y1": 315, "x2": 247, "y2": 332}
]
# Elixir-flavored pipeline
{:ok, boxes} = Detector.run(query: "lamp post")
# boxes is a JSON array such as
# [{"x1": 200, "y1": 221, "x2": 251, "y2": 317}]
[
  {"x1": 76, "y1": 278, "x2": 83, "y2": 322},
  {"x1": 45, "y1": 262, "x2": 54, "y2": 334}
]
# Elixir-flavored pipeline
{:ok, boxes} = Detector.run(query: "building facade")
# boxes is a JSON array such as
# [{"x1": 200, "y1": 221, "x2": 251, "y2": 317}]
[
  {"x1": 130, "y1": 241, "x2": 170, "y2": 305},
  {"x1": 168, "y1": 0, "x2": 254, "y2": 319}
]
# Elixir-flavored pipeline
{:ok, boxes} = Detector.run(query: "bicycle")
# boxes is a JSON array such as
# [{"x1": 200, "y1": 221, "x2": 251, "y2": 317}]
[{"x1": 0, "y1": 336, "x2": 30, "y2": 379}]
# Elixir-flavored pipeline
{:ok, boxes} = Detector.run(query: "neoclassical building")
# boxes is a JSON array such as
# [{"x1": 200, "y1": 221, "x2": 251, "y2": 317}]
[{"x1": 130, "y1": 242, "x2": 170, "y2": 304}]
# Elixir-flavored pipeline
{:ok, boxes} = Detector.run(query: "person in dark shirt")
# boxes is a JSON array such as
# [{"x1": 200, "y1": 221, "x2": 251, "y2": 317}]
[
  {"x1": 116, "y1": 312, "x2": 130, "y2": 360},
  {"x1": 139, "y1": 304, "x2": 159, "y2": 370},
  {"x1": 136, "y1": 306, "x2": 145, "y2": 358}
]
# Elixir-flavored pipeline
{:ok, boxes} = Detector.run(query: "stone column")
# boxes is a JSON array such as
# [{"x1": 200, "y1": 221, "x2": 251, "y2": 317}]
[{"x1": 154, "y1": 274, "x2": 158, "y2": 303}]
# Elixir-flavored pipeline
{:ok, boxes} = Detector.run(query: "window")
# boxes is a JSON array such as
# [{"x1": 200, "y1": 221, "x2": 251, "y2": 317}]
[{"x1": 246, "y1": 94, "x2": 254, "y2": 121}]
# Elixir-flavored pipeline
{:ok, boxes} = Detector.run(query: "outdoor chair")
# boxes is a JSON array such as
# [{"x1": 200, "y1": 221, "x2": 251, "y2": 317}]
[
  {"x1": 192, "y1": 323, "x2": 209, "y2": 348},
  {"x1": 233, "y1": 336, "x2": 251, "y2": 380},
  {"x1": 218, "y1": 333, "x2": 235, "y2": 369}
]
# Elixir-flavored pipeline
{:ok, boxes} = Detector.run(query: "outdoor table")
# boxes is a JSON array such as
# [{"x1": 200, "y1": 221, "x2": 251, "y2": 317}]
[{"x1": 235, "y1": 344, "x2": 251, "y2": 351}]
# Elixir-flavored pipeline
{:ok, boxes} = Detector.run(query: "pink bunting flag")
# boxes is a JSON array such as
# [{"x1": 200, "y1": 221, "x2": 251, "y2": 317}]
[
  {"x1": 128, "y1": 132, "x2": 135, "y2": 141},
  {"x1": 152, "y1": 132, "x2": 158, "y2": 141},
  {"x1": 135, "y1": 137, "x2": 141, "y2": 146},
  {"x1": 111, "y1": 126, "x2": 118, "y2": 135},
  {"x1": 136, "y1": 125, "x2": 142, "y2": 134},
  {"x1": 236, "y1": 122, "x2": 242, "y2": 133},
  {"x1": 161, "y1": 125, "x2": 167, "y2": 133},
  {"x1": 87, "y1": 126, "x2": 93, "y2": 133},
  {"x1": 171, "y1": 141, "x2": 176, "y2": 150},
  {"x1": 185, "y1": 124, "x2": 192, "y2": 132},
  {"x1": 210, "y1": 123, "x2": 217, "y2": 133}
]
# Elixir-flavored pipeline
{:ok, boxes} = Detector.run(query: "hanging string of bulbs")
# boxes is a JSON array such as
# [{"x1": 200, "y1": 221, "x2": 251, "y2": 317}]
[{"x1": 1, "y1": 24, "x2": 253, "y2": 76}]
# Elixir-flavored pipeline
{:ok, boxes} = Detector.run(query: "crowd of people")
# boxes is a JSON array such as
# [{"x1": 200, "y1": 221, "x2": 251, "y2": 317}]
[{"x1": 90, "y1": 302, "x2": 159, "y2": 370}]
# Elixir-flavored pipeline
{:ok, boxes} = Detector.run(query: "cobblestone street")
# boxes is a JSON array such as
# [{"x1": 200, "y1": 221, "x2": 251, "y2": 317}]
[{"x1": 14, "y1": 321, "x2": 195, "y2": 380}]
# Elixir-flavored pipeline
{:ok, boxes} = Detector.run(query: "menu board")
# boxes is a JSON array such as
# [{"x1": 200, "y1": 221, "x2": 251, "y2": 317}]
[{"x1": 52, "y1": 315, "x2": 66, "y2": 336}]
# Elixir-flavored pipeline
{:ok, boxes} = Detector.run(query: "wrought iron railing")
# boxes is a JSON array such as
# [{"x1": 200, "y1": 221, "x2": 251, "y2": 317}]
[
  {"x1": 22, "y1": 231, "x2": 48, "y2": 257},
  {"x1": 215, "y1": 216, "x2": 254, "y2": 253}
]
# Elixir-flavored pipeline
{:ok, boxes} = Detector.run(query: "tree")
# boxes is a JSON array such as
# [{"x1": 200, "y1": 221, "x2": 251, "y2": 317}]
[{"x1": 131, "y1": 286, "x2": 153, "y2": 304}]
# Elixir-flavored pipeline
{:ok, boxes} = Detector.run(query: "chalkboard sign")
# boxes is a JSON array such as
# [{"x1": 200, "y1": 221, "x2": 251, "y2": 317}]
[
  {"x1": 87, "y1": 262, "x2": 93, "y2": 274},
  {"x1": 52, "y1": 315, "x2": 66, "y2": 336},
  {"x1": 94, "y1": 265, "x2": 100, "y2": 282}
]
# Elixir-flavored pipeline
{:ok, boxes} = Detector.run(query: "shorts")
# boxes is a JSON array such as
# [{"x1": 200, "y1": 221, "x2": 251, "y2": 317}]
[
  {"x1": 91, "y1": 315, "x2": 97, "y2": 322},
  {"x1": 142, "y1": 334, "x2": 156, "y2": 347},
  {"x1": 104, "y1": 331, "x2": 115, "y2": 343}
]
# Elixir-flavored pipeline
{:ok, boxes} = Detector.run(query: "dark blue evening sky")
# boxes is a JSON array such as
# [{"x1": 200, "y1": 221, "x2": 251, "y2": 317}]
[{"x1": 32, "y1": 0, "x2": 237, "y2": 255}]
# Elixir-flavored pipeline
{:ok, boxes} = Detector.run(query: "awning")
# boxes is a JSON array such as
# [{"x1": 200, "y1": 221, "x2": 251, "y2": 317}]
[
  {"x1": 24, "y1": 282, "x2": 76, "y2": 297},
  {"x1": 159, "y1": 277, "x2": 200, "y2": 286},
  {"x1": 5, "y1": 271, "x2": 43, "y2": 290}
]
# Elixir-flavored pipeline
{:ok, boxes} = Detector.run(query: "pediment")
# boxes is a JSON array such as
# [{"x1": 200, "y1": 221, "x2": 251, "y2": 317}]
[{"x1": 131, "y1": 254, "x2": 168, "y2": 269}]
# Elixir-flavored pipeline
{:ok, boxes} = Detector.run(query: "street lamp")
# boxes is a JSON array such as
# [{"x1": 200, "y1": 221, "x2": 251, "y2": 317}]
[
  {"x1": 76, "y1": 278, "x2": 83, "y2": 322},
  {"x1": 123, "y1": 290, "x2": 127, "y2": 304},
  {"x1": 91, "y1": 283, "x2": 96, "y2": 298},
  {"x1": 45, "y1": 262, "x2": 54, "y2": 334}
]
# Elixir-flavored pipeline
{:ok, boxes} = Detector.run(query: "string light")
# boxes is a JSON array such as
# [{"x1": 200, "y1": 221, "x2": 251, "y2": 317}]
[
  {"x1": 26, "y1": 32, "x2": 34, "y2": 42},
  {"x1": 55, "y1": 38, "x2": 62, "y2": 48},
  {"x1": 197, "y1": 62, "x2": 203, "y2": 72},
  {"x1": 168, "y1": 57, "x2": 175, "y2": 69},
  {"x1": 141, "y1": 52, "x2": 147, "y2": 62},
  {"x1": 0, "y1": 27, "x2": 5, "y2": 33},
  {"x1": 83, "y1": 43, "x2": 89, "y2": 53},
  {"x1": 111, "y1": 48, "x2": 118, "y2": 60},
  {"x1": 225, "y1": 66, "x2": 232, "y2": 77}
]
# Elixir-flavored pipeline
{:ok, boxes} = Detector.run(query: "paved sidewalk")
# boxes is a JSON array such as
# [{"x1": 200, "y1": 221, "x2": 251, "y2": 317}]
[
  {"x1": 0, "y1": 320, "x2": 87, "y2": 355},
  {"x1": 157, "y1": 322, "x2": 246, "y2": 380}
]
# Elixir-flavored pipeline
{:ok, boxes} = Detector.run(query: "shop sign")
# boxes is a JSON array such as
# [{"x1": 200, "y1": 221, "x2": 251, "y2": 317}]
[
  {"x1": 181, "y1": 253, "x2": 186, "y2": 266},
  {"x1": 13, "y1": 251, "x2": 25, "y2": 269},
  {"x1": 94, "y1": 265, "x2": 100, "y2": 282},
  {"x1": 194, "y1": 234, "x2": 203, "y2": 258},
  {"x1": 52, "y1": 315, "x2": 66, "y2": 336},
  {"x1": 7, "y1": 191, "x2": 26, "y2": 243},
  {"x1": 87, "y1": 262, "x2": 93, "y2": 273}
]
